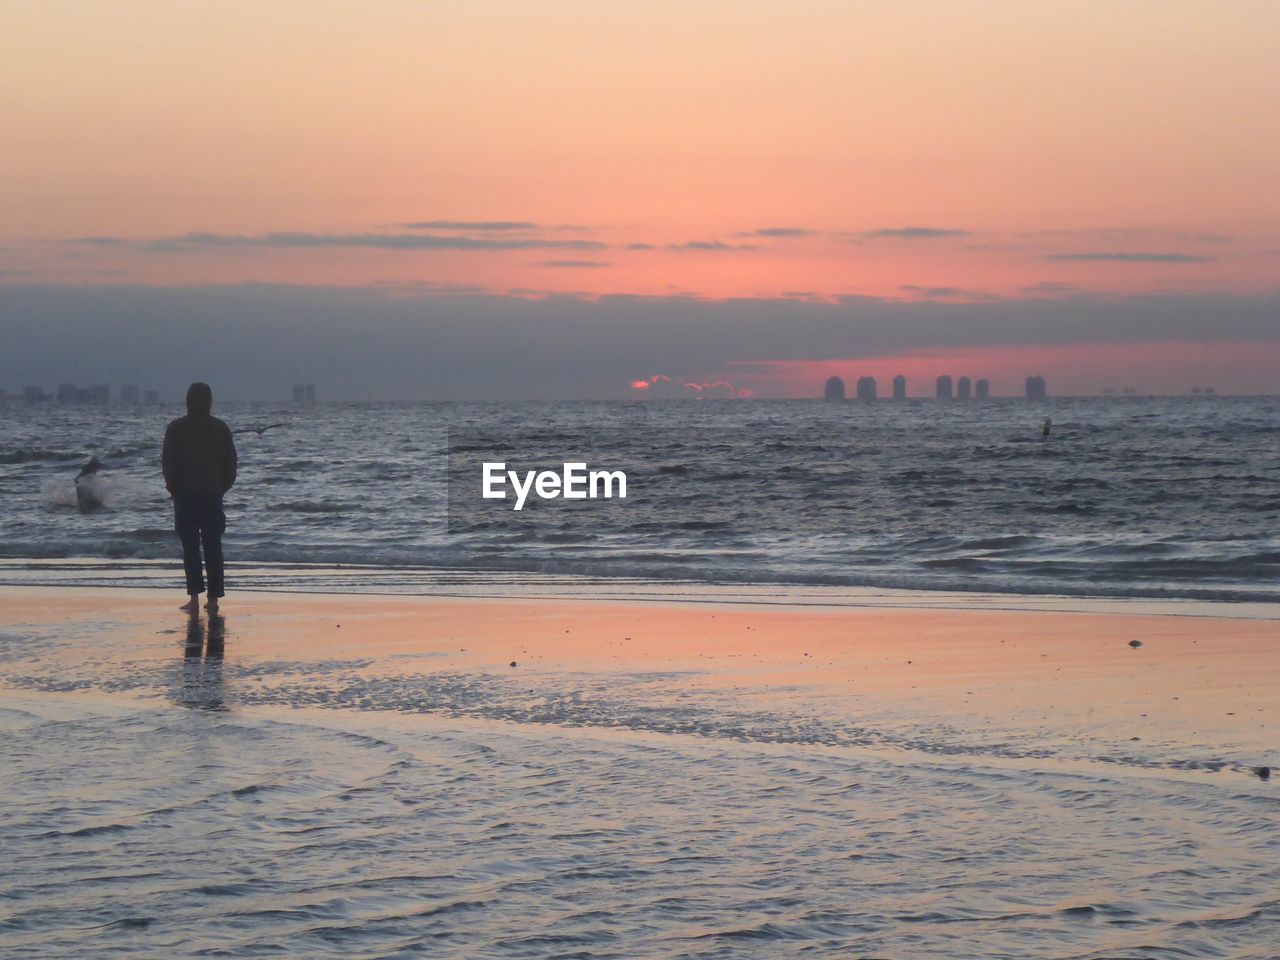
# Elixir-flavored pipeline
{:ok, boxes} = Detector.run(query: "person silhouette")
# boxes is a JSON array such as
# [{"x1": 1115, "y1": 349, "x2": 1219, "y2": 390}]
[
  {"x1": 74, "y1": 456, "x2": 105, "y2": 510},
  {"x1": 162, "y1": 382, "x2": 237, "y2": 613}
]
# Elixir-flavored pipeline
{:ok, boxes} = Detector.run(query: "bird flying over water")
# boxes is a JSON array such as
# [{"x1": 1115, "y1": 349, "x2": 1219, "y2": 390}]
[{"x1": 232, "y1": 422, "x2": 287, "y2": 436}]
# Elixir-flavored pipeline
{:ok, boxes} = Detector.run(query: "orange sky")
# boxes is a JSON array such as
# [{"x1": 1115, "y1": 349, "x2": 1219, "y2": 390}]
[
  {"x1": 1, "y1": 2, "x2": 1278, "y2": 397},
  {"x1": 3, "y1": 0, "x2": 1278, "y2": 298}
]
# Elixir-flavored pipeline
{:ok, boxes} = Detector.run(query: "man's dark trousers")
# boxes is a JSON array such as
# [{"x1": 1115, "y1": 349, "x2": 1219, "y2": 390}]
[{"x1": 174, "y1": 495, "x2": 226, "y2": 598}]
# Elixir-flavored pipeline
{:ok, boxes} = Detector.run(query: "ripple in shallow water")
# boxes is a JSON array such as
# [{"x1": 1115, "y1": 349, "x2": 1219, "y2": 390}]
[{"x1": 3, "y1": 696, "x2": 1279, "y2": 960}]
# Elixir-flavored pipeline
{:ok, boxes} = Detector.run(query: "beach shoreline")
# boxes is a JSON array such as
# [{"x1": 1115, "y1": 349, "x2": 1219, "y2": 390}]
[
  {"x1": 3, "y1": 583, "x2": 1277, "y2": 773},
  {"x1": 5, "y1": 583, "x2": 1279, "y2": 957}
]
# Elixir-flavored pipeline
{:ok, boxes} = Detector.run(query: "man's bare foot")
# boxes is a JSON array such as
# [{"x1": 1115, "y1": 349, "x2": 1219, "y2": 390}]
[
  {"x1": 206, "y1": 599, "x2": 220, "y2": 615},
  {"x1": 179, "y1": 597, "x2": 199, "y2": 613}
]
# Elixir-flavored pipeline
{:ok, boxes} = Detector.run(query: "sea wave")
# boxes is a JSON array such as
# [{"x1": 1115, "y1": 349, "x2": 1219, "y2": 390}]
[{"x1": 2, "y1": 396, "x2": 1278, "y2": 602}]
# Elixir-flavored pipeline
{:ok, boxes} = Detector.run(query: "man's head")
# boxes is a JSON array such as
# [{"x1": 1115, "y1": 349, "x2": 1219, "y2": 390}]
[{"x1": 186, "y1": 382, "x2": 213, "y2": 415}]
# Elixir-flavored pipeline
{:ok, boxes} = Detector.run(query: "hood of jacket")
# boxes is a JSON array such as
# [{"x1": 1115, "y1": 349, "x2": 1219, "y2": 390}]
[{"x1": 186, "y1": 382, "x2": 213, "y2": 416}]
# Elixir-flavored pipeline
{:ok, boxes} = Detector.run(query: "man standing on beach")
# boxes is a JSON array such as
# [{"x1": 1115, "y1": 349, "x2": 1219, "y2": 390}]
[{"x1": 162, "y1": 382, "x2": 237, "y2": 614}]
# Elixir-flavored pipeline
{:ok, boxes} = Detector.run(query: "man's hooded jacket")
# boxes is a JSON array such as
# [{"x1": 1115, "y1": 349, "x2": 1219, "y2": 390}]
[{"x1": 162, "y1": 383, "x2": 237, "y2": 498}]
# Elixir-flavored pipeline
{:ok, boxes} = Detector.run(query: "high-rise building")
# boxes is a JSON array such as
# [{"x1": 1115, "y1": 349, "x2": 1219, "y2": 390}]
[
  {"x1": 974, "y1": 378, "x2": 990, "y2": 400},
  {"x1": 23, "y1": 385, "x2": 47, "y2": 404},
  {"x1": 304, "y1": 383, "x2": 316, "y2": 403},
  {"x1": 892, "y1": 375, "x2": 907, "y2": 400},
  {"x1": 956, "y1": 376, "x2": 972, "y2": 401},
  {"x1": 936, "y1": 375, "x2": 953, "y2": 400},
  {"x1": 1025, "y1": 375, "x2": 1047, "y2": 400},
  {"x1": 823, "y1": 375, "x2": 846, "y2": 401},
  {"x1": 856, "y1": 376, "x2": 876, "y2": 401},
  {"x1": 292, "y1": 383, "x2": 306, "y2": 402}
]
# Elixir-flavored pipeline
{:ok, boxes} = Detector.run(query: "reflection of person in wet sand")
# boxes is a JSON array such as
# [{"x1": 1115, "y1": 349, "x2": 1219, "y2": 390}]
[
  {"x1": 162, "y1": 382, "x2": 237, "y2": 614},
  {"x1": 185, "y1": 613, "x2": 226, "y2": 659},
  {"x1": 180, "y1": 614, "x2": 226, "y2": 710}
]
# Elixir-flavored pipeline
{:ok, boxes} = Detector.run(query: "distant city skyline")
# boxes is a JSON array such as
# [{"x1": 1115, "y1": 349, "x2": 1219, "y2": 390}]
[
  {"x1": 11, "y1": 368, "x2": 1271, "y2": 404},
  {"x1": 2, "y1": 282, "x2": 1277, "y2": 401}
]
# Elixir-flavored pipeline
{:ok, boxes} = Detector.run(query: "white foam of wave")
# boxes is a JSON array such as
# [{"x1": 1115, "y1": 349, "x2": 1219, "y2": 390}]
[{"x1": 40, "y1": 474, "x2": 138, "y2": 510}]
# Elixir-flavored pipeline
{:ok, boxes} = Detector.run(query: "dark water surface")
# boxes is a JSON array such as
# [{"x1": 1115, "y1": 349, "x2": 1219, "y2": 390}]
[{"x1": 3, "y1": 396, "x2": 1278, "y2": 602}]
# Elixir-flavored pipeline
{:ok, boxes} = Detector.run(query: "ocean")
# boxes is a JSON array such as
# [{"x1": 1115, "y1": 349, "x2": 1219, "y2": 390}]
[
  {"x1": 2, "y1": 396, "x2": 1277, "y2": 602},
  {"x1": 4, "y1": 398, "x2": 1279, "y2": 959}
]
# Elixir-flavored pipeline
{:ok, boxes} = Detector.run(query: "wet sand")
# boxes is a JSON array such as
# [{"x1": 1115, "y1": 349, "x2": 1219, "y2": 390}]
[
  {"x1": 3, "y1": 587, "x2": 1278, "y2": 959},
  {"x1": 2, "y1": 586, "x2": 1276, "y2": 771}
]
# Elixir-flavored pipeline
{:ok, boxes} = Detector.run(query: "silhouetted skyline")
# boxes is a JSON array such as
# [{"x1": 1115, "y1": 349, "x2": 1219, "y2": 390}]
[{"x1": 4, "y1": 285, "x2": 1275, "y2": 400}]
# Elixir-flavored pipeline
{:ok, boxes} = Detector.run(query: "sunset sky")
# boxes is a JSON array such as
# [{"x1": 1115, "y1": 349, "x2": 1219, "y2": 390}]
[{"x1": 2, "y1": 0, "x2": 1278, "y2": 398}]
